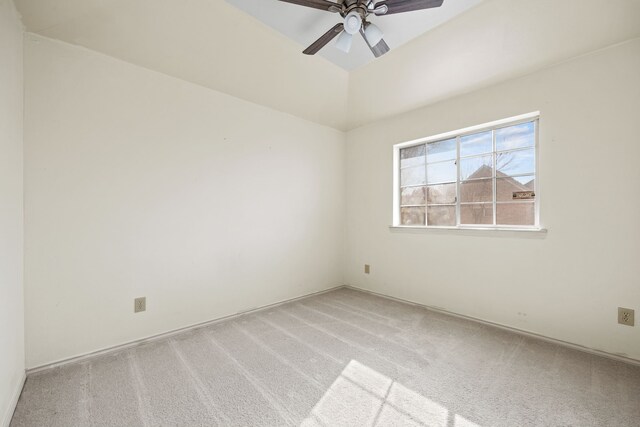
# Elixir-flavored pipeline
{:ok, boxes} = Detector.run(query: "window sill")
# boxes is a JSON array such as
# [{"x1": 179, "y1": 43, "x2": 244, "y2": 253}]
[{"x1": 389, "y1": 225, "x2": 548, "y2": 237}]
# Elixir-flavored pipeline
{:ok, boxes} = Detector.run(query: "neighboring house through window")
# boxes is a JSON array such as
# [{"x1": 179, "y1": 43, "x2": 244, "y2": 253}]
[{"x1": 393, "y1": 112, "x2": 540, "y2": 229}]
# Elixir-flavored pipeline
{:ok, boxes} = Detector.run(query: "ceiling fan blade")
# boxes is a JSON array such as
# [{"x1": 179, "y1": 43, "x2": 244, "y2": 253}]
[
  {"x1": 370, "y1": 39, "x2": 390, "y2": 57},
  {"x1": 360, "y1": 28, "x2": 390, "y2": 58},
  {"x1": 374, "y1": 0, "x2": 444, "y2": 15},
  {"x1": 278, "y1": 0, "x2": 342, "y2": 12},
  {"x1": 303, "y1": 23, "x2": 344, "y2": 55}
]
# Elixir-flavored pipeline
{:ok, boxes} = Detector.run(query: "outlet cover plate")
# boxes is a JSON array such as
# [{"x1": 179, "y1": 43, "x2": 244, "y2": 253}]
[
  {"x1": 618, "y1": 307, "x2": 634, "y2": 326},
  {"x1": 364, "y1": 264, "x2": 370, "y2": 274},
  {"x1": 134, "y1": 297, "x2": 146, "y2": 313}
]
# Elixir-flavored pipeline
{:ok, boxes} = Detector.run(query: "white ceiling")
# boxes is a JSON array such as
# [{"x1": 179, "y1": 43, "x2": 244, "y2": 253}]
[{"x1": 226, "y1": 0, "x2": 482, "y2": 71}]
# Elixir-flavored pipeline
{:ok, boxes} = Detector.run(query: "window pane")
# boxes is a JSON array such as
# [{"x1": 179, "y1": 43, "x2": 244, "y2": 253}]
[
  {"x1": 401, "y1": 186, "x2": 426, "y2": 205},
  {"x1": 460, "y1": 179, "x2": 493, "y2": 203},
  {"x1": 497, "y1": 149, "x2": 535, "y2": 177},
  {"x1": 496, "y1": 122, "x2": 535, "y2": 151},
  {"x1": 427, "y1": 138, "x2": 456, "y2": 163},
  {"x1": 427, "y1": 206, "x2": 456, "y2": 226},
  {"x1": 427, "y1": 183, "x2": 456, "y2": 204},
  {"x1": 400, "y1": 145, "x2": 426, "y2": 169},
  {"x1": 396, "y1": 117, "x2": 537, "y2": 229},
  {"x1": 460, "y1": 131, "x2": 492, "y2": 157},
  {"x1": 461, "y1": 203, "x2": 493, "y2": 225},
  {"x1": 460, "y1": 155, "x2": 493, "y2": 180},
  {"x1": 497, "y1": 202, "x2": 535, "y2": 226},
  {"x1": 401, "y1": 165, "x2": 426, "y2": 186},
  {"x1": 401, "y1": 207, "x2": 425, "y2": 226},
  {"x1": 497, "y1": 176, "x2": 535, "y2": 202},
  {"x1": 427, "y1": 160, "x2": 456, "y2": 184}
]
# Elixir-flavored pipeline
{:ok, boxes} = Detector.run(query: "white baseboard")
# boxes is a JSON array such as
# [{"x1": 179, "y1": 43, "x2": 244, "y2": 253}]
[
  {"x1": 27, "y1": 285, "x2": 345, "y2": 375},
  {"x1": 27, "y1": 283, "x2": 640, "y2": 376},
  {"x1": 1, "y1": 371, "x2": 26, "y2": 427},
  {"x1": 345, "y1": 285, "x2": 640, "y2": 367}
]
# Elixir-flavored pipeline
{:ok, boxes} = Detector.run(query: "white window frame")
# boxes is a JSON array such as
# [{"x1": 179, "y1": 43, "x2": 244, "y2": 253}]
[{"x1": 392, "y1": 112, "x2": 541, "y2": 231}]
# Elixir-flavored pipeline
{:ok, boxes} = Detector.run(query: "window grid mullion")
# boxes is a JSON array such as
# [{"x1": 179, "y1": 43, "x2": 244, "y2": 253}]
[
  {"x1": 492, "y1": 129, "x2": 497, "y2": 226},
  {"x1": 424, "y1": 147, "x2": 428, "y2": 226},
  {"x1": 534, "y1": 119, "x2": 540, "y2": 228},
  {"x1": 456, "y1": 135, "x2": 461, "y2": 227}
]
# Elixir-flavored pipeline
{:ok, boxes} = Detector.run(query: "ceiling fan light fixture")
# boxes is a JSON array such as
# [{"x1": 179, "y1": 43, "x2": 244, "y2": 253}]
[
  {"x1": 291, "y1": 0, "x2": 444, "y2": 58},
  {"x1": 335, "y1": 31, "x2": 353, "y2": 53},
  {"x1": 364, "y1": 23, "x2": 384, "y2": 46},
  {"x1": 343, "y1": 11, "x2": 362, "y2": 35}
]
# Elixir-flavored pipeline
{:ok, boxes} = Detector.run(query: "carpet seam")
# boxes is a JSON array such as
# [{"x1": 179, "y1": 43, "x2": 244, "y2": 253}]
[{"x1": 206, "y1": 333, "x2": 297, "y2": 426}]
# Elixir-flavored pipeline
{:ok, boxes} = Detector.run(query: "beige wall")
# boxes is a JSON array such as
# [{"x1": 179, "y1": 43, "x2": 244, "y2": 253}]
[
  {"x1": 0, "y1": 0, "x2": 25, "y2": 424},
  {"x1": 345, "y1": 39, "x2": 640, "y2": 360},
  {"x1": 23, "y1": 35, "x2": 346, "y2": 368}
]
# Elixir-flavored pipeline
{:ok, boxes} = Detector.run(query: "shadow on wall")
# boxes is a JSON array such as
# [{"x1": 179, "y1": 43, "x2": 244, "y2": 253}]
[{"x1": 302, "y1": 359, "x2": 480, "y2": 427}]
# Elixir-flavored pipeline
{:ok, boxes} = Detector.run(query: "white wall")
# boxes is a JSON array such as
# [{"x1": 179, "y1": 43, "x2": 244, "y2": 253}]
[
  {"x1": 23, "y1": 35, "x2": 346, "y2": 369},
  {"x1": 19, "y1": 1, "x2": 640, "y2": 372},
  {"x1": 0, "y1": 0, "x2": 25, "y2": 424},
  {"x1": 346, "y1": 39, "x2": 640, "y2": 360}
]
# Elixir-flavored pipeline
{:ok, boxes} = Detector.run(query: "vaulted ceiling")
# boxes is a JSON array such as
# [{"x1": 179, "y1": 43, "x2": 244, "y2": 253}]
[
  {"x1": 225, "y1": 0, "x2": 483, "y2": 71},
  {"x1": 14, "y1": 0, "x2": 640, "y2": 130}
]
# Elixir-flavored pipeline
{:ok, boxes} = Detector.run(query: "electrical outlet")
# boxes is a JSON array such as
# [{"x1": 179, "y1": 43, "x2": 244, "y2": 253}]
[
  {"x1": 134, "y1": 297, "x2": 146, "y2": 313},
  {"x1": 618, "y1": 307, "x2": 634, "y2": 326},
  {"x1": 364, "y1": 264, "x2": 370, "y2": 274}
]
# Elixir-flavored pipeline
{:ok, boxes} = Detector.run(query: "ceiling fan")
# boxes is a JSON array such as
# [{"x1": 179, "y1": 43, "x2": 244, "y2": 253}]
[{"x1": 278, "y1": 0, "x2": 444, "y2": 58}]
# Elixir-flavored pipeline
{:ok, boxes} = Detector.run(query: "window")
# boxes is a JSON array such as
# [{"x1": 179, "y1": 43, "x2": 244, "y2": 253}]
[{"x1": 394, "y1": 113, "x2": 539, "y2": 229}]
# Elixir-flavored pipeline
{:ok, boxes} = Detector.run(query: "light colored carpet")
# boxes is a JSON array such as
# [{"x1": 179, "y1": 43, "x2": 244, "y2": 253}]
[{"x1": 11, "y1": 288, "x2": 640, "y2": 427}]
